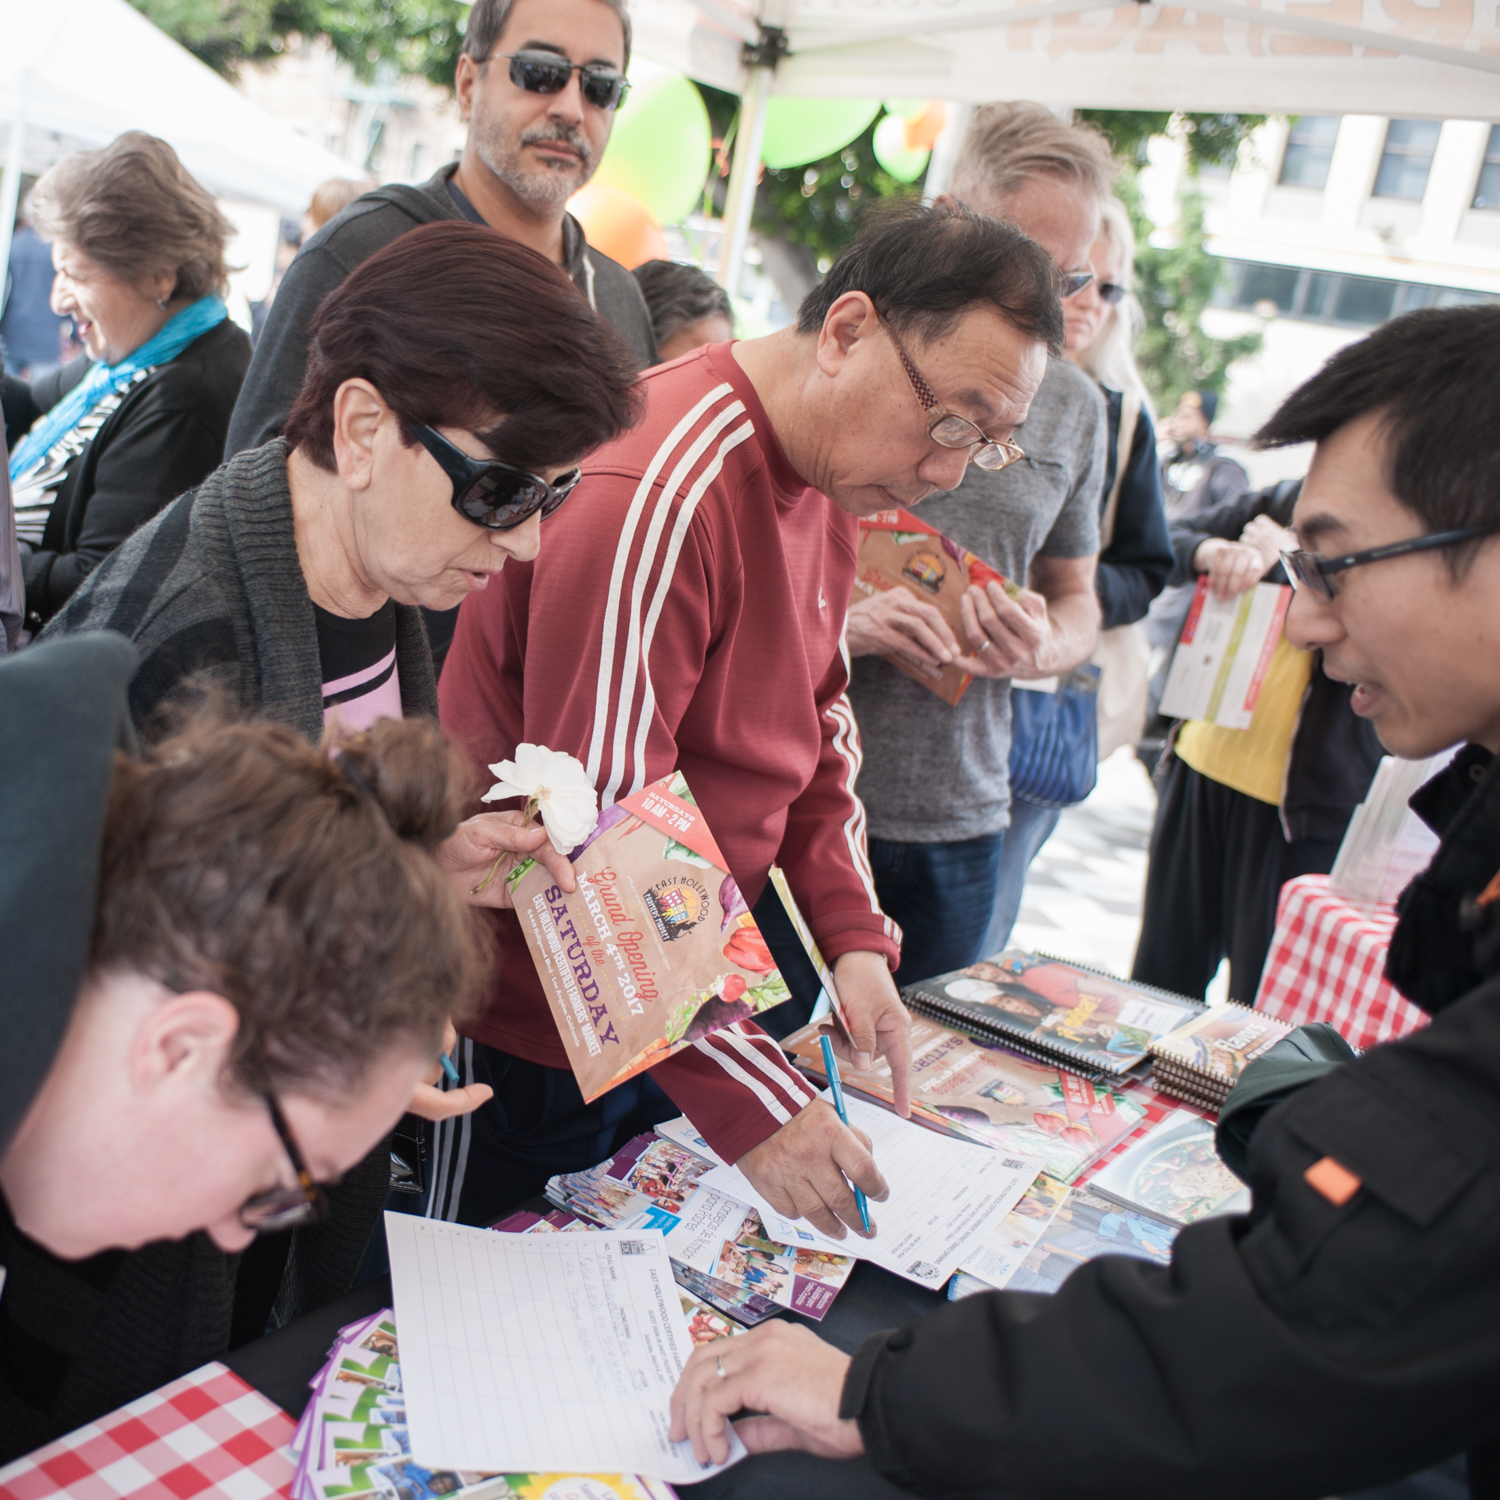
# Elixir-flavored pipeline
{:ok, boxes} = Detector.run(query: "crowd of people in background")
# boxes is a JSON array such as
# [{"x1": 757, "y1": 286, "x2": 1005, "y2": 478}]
[{"x1": 4, "y1": 0, "x2": 1500, "y2": 1494}]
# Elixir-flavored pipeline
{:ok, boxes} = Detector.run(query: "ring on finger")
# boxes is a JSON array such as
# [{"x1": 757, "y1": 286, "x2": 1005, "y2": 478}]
[
  {"x1": 976, "y1": 640, "x2": 992, "y2": 654},
  {"x1": 716, "y1": 1354, "x2": 728, "y2": 1380}
]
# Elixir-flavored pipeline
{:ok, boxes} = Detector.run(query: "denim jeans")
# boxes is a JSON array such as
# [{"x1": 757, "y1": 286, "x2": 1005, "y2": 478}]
[
  {"x1": 982, "y1": 797, "x2": 1063, "y2": 957},
  {"x1": 868, "y1": 832, "x2": 1006, "y2": 986}
]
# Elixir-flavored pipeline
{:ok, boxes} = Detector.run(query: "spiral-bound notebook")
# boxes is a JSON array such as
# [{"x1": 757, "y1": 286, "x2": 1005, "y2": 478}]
[
  {"x1": 1147, "y1": 1001, "x2": 1292, "y2": 1110},
  {"x1": 901, "y1": 951, "x2": 1204, "y2": 1080}
]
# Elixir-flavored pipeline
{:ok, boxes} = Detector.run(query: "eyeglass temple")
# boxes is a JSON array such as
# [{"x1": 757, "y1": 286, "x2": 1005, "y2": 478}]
[
  {"x1": 266, "y1": 1095, "x2": 316, "y2": 1191},
  {"x1": 889, "y1": 333, "x2": 940, "y2": 412}
]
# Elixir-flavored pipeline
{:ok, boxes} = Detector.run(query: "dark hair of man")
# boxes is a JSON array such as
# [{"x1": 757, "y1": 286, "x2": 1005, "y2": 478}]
[
  {"x1": 796, "y1": 202, "x2": 1065, "y2": 355},
  {"x1": 632, "y1": 259, "x2": 733, "y2": 348},
  {"x1": 92, "y1": 712, "x2": 489, "y2": 1096},
  {"x1": 284, "y1": 222, "x2": 643, "y2": 474},
  {"x1": 462, "y1": 0, "x2": 632, "y2": 67},
  {"x1": 1256, "y1": 305, "x2": 1500, "y2": 574}
]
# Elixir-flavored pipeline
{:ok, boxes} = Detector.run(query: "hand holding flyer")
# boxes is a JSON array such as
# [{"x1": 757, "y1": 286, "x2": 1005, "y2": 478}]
[
  {"x1": 508, "y1": 770, "x2": 791, "y2": 1102},
  {"x1": 854, "y1": 507, "x2": 1019, "y2": 705}
]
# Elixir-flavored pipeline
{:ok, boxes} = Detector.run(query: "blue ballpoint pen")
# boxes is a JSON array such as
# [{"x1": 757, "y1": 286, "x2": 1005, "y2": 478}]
[{"x1": 819, "y1": 1033, "x2": 873, "y2": 1235}]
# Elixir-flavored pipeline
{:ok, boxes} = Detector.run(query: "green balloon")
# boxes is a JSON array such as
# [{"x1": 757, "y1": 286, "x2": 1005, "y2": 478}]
[
  {"x1": 882, "y1": 98, "x2": 929, "y2": 121},
  {"x1": 594, "y1": 70, "x2": 712, "y2": 226},
  {"x1": 759, "y1": 97, "x2": 881, "y2": 171},
  {"x1": 873, "y1": 112, "x2": 930, "y2": 183}
]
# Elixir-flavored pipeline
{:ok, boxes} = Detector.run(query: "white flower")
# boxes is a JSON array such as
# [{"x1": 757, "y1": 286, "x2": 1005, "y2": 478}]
[{"x1": 482, "y1": 743, "x2": 598, "y2": 854}]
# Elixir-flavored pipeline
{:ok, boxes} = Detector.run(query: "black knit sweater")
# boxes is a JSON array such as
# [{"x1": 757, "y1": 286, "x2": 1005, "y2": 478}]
[{"x1": 1, "y1": 442, "x2": 437, "y2": 1458}]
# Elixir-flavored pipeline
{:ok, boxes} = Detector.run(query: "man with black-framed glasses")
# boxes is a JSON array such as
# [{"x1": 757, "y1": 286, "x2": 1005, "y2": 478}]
[
  {"x1": 661, "y1": 302, "x2": 1500, "y2": 1500},
  {"x1": 226, "y1": 0, "x2": 656, "y2": 670}
]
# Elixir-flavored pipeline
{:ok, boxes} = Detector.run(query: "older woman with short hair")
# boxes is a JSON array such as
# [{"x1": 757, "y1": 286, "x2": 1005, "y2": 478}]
[{"x1": 8, "y1": 132, "x2": 251, "y2": 629}]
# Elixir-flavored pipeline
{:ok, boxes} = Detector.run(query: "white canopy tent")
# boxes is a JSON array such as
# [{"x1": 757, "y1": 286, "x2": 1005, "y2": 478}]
[
  {"x1": 628, "y1": 0, "x2": 1500, "y2": 286},
  {"x1": 0, "y1": 0, "x2": 359, "y2": 277}
]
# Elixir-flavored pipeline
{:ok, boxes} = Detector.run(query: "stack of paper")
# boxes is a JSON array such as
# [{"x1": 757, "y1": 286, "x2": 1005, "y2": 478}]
[
  {"x1": 1329, "y1": 748, "x2": 1458, "y2": 906},
  {"x1": 384, "y1": 1219, "x2": 746, "y2": 1484},
  {"x1": 287, "y1": 1305, "x2": 678, "y2": 1499},
  {"x1": 698, "y1": 1094, "x2": 1044, "y2": 1292}
]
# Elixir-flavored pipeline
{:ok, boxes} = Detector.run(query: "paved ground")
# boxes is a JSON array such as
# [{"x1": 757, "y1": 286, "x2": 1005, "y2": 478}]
[
  {"x1": 1006, "y1": 747, "x2": 1157, "y2": 979},
  {"x1": 1006, "y1": 746, "x2": 1229, "y2": 1001}
]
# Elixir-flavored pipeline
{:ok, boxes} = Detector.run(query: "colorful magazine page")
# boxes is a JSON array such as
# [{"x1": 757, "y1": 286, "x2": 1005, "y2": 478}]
[
  {"x1": 784, "y1": 1016, "x2": 1148, "y2": 1182},
  {"x1": 1148, "y1": 1003, "x2": 1291, "y2": 1095},
  {"x1": 680, "y1": 1291, "x2": 748, "y2": 1344},
  {"x1": 1006, "y1": 1185, "x2": 1178, "y2": 1295},
  {"x1": 903, "y1": 952, "x2": 1204, "y2": 1078},
  {"x1": 544, "y1": 1133, "x2": 854, "y2": 1321},
  {"x1": 1159, "y1": 577, "x2": 1292, "y2": 729},
  {"x1": 854, "y1": 506, "x2": 1016, "y2": 705},
  {"x1": 509, "y1": 770, "x2": 791, "y2": 1102},
  {"x1": 670, "y1": 1262, "x2": 781, "y2": 1327},
  {"x1": 955, "y1": 1173, "x2": 1070, "y2": 1293},
  {"x1": 1086, "y1": 1109, "x2": 1251, "y2": 1227}
]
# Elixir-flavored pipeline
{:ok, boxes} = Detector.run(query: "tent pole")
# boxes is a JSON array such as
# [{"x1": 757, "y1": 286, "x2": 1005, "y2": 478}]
[
  {"x1": 924, "y1": 103, "x2": 973, "y2": 204},
  {"x1": 0, "y1": 73, "x2": 29, "y2": 320},
  {"x1": 716, "y1": 64, "x2": 771, "y2": 296}
]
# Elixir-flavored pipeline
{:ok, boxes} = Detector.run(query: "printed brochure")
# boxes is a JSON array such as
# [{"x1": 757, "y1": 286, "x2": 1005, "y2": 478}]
[
  {"x1": 1087, "y1": 1109, "x2": 1251, "y2": 1227},
  {"x1": 854, "y1": 506, "x2": 1017, "y2": 705},
  {"x1": 1159, "y1": 577, "x2": 1292, "y2": 729},
  {"x1": 509, "y1": 770, "x2": 790, "y2": 1102},
  {"x1": 783, "y1": 1015, "x2": 1146, "y2": 1182}
]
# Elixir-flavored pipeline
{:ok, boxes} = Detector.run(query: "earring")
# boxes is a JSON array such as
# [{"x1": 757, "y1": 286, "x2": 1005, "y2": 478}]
[{"x1": 157, "y1": 297, "x2": 167, "y2": 310}]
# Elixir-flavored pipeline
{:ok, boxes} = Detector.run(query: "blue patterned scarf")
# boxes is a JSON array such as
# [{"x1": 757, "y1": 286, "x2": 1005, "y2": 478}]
[{"x1": 9, "y1": 295, "x2": 229, "y2": 482}]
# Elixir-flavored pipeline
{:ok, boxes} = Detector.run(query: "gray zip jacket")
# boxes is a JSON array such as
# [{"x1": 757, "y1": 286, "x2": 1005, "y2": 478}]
[{"x1": 226, "y1": 164, "x2": 657, "y2": 458}]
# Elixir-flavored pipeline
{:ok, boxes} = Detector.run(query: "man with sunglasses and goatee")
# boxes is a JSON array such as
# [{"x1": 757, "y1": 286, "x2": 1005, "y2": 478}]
[
  {"x1": 226, "y1": 0, "x2": 655, "y2": 667},
  {"x1": 843, "y1": 103, "x2": 1117, "y2": 986}
]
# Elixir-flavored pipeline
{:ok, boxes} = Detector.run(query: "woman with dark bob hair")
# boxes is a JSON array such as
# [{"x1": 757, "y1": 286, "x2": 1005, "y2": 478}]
[
  {"x1": 29, "y1": 218, "x2": 642, "y2": 1445},
  {"x1": 8, "y1": 132, "x2": 251, "y2": 628},
  {"x1": 0, "y1": 635, "x2": 487, "y2": 1454}
]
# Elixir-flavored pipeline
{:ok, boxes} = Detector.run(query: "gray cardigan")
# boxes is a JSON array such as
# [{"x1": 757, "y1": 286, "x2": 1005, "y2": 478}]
[{"x1": 43, "y1": 438, "x2": 438, "y2": 734}]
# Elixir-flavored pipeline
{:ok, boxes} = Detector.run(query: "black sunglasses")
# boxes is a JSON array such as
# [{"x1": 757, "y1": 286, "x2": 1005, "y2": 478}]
[
  {"x1": 1059, "y1": 270, "x2": 1095, "y2": 299},
  {"x1": 238, "y1": 1094, "x2": 331, "y2": 1235},
  {"x1": 415, "y1": 425, "x2": 580, "y2": 531},
  {"x1": 1281, "y1": 524, "x2": 1500, "y2": 602},
  {"x1": 1097, "y1": 281, "x2": 1127, "y2": 306},
  {"x1": 497, "y1": 51, "x2": 630, "y2": 111}
]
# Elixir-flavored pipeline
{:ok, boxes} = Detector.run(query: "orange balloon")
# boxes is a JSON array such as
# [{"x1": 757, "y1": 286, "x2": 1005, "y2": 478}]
[
  {"x1": 567, "y1": 183, "x2": 669, "y2": 270},
  {"x1": 903, "y1": 102, "x2": 948, "y2": 152}
]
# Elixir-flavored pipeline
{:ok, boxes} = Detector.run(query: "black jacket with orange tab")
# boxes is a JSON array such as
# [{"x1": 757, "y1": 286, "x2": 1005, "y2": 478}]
[{"x1": 842, "y1": 744, "x2": 1500, "y2": 1500}]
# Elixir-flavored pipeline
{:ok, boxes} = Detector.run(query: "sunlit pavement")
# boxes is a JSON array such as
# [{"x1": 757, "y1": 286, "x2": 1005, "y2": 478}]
[{"x1": 1007, "y1": 747, "x2": 1158, "y2": 980}]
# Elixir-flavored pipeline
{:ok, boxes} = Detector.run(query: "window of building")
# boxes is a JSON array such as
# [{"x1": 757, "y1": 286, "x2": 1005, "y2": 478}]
[
  {"x1": 1213, "y1": 258, "x2": 1498, "y2": 328},
  {"x1": 1278, "y1": 116, "x2": 1341, "y2": 190},
  {"x1": 1474, "y1": 124, "x2": 1500, "y2": 210},
  {"x1": 1373, "y1": 119, "x2": 1442, "y2": 201}
]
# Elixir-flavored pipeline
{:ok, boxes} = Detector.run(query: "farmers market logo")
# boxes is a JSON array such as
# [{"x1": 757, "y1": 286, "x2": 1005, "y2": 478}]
[{"x1": 643, "y1": 877, "x2": 710, "y2": 943}]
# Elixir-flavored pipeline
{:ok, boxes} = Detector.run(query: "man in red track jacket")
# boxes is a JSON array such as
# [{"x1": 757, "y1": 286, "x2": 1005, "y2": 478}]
[{"x1": 436, "y1": 205, "x2": 1063, "y2": 1238}]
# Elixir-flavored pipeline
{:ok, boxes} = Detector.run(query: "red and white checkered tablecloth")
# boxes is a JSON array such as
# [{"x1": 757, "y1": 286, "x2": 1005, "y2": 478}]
[
  {"x1": 0, "y1": 1361, "x2": 296, "y2": 1500},
  {"x1": 1254, "y1": 873, "x2": 1428, "y2": 1053}
]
